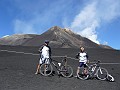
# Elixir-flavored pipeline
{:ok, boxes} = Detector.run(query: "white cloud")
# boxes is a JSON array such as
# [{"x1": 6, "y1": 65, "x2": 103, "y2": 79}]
[
  {"x1": 14, "y1": 19, "x2": 36, "y2": 34},
  {"x1": 70, "y1": 0, "x2": 120, "y2": 44},
  {"x1": 70, "y1": 2, "x2": 100, "y2": 44},
  {"x1": 13, "y1": 0, "x2": 72, "y2": 34},
  {"x1": 2, "y1": 35, "x2": 10, "y2": 38},
  {"x1": 103, "y1": 41, "x2": 108, "y2": 45}
]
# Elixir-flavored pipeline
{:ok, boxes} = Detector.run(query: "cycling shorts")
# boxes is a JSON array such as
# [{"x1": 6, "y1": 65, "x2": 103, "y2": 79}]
[
  {"x1": 79, "y1": 62, "x2": 87, "y2": 68},
  {"x1": 39, "y1": 57, "x2": 50, "y2": 64}
]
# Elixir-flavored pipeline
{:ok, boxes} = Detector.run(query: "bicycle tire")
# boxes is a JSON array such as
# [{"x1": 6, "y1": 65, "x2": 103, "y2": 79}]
[
  {"x1": 97, "y1": 68, "x2": 108, "y2": 80},
  {"x1": 40, "y1": 63, "x2": 53, "y2": 76},
  {"x1": 61, "y1": 65, "x2": 73, "y2": 78},
  {"x1": 77, "y1": 67, "x2": 89, "y2": 80}
]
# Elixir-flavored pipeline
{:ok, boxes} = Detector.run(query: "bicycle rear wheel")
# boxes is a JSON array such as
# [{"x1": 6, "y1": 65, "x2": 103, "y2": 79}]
[
  {"x1": 61, "y1": 65, "x2": 73, "y2": 78},
  {"x1": 97, "y1": 68, "x2": 108, "y2": 80},
  {"x1": 77, "y1": 67, "x2": 89, "y2": 80},
  {"x1": 40, "y1": 63, "x2": 53, "y2": 76}
]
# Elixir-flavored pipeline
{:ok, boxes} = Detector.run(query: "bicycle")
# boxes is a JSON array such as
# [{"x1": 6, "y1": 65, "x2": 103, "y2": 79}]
[
  {"x1": 77, "y1": 60, "x2": 108, "y2": 80},
  {"x1": 40, "y1": 57, "x2": 73, "y2": 78}
]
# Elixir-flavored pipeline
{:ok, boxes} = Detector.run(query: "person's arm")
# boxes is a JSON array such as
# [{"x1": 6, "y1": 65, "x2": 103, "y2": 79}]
[
  {"x1": 86, "y1": 53, "x2": 89, "y2": 63},
  {"x1": 48, "y1": 46, "x2": 51, "y2": 57},
  {"x1": 76, "y1": 52, "x2": 80, "y2": 59},
  {"x1": 86, "y1": 52, "x2": 88, "y2": 59},
  {"x1": 38, "y1": 45, "x2": 44, "y2": 53}
]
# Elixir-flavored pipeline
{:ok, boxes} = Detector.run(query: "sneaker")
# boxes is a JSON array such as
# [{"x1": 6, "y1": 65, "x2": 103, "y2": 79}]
[
  {"x1": 74, "y1": 75, "x2": 78, "y2": 78},
  {"x1": 35, "y1": 72, "x2": 39, "y2": 75}
]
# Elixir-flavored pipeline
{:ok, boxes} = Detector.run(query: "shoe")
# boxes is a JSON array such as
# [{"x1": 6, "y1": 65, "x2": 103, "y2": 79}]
[
  {"x1": 35, "y1": 72, "x2": 39, "y2": 75},
  {"x1": 35, "y1": 72, "x2": 38, "y2": 75},
  {"x1": 74, "y1": 75, "x2": 78, "y2": 78}
]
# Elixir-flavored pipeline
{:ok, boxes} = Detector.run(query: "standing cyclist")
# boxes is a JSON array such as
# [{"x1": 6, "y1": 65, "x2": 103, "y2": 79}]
[
  {"x1": 75, "y1": 47, "x2": 89, "y2": 77},
  {"x1": 35, "y1": 40, "x2": 51, "y2": 75}
]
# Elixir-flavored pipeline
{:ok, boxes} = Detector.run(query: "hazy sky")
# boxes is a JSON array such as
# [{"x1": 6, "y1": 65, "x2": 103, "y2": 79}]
[{"x1": 0, "y1": 0, "x2": 120, "y2": 49}]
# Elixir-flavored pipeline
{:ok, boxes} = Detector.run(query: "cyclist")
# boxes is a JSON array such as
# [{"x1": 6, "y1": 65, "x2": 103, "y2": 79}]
[
  {"x1": 75, "y1": 47, "x2": 89, "y2": 77},
  {"x1": 35, "y1": 40, "x2": 51, "y2": 75}
]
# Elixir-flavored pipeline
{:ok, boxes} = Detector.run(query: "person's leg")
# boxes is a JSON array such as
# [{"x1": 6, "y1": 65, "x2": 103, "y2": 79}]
[
  {"x1": 77, "y1": 67, "x2": 80, "y2": 75},
  {"x1": 83, "y1": 64, "x2": 88, "y2": 75},
  {"x1": 75, "y1": 62, "x2": 82, "y2": 77},
  {"x1": 35, "y1": 58, "x2": 42, "y2": 74},
  {"x1": 83, "y1": 68, "x2": 87, "y2": 74},
  {"x1": 35, "y1": 64, "x2": 40, "y2": 74}
]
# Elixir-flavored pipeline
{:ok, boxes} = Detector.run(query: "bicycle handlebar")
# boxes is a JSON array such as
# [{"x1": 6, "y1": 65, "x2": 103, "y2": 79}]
[{"x1": 93, "y1": 60, "x2": 101, "y2": 64}]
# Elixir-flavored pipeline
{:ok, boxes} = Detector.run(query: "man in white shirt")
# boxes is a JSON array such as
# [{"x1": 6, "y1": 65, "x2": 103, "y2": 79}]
[{"x1": 35, "y1": 40, "x2": 51, "y2": 75}]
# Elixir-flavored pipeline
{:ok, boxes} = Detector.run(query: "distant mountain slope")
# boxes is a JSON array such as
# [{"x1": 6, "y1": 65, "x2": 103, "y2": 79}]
[
  {"x1": 0, "y1": 26, "x2": 112, "y2": 49},
  {"x1": 99, "y1": 44, "x2": 113, "y2": 49},
  {"x1": 0, "y1": 34, "x2": 37, "y2": 45}
]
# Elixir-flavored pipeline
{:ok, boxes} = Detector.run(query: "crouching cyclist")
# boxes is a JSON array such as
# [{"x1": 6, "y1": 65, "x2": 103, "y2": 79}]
[
  {"x1": 75, "y1": 47, "x2": 89, "y2": 77},
  {"x1": 35, "y1": 40, "x2": 51, "y2": 75}
]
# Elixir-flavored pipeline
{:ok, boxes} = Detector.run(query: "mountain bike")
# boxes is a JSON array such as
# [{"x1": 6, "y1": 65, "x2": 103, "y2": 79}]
[
  {"x1": 40, "y1": 57, "x2": 73, "y2": 78},
  {"x1": 77, "y1": 61, "x2": 108, "y2": 80}
]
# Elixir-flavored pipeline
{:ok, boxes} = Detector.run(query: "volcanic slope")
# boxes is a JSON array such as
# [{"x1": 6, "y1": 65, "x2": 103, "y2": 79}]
[
  {"x1": 0, "y1": 26, "x2": 112, "y2": 49},
  {"x1": 0, "y1": 34, "x2": 38, "y2": 46},
  {"x1": 21, "y1": 26, "x2": 102, "y2": 48}
]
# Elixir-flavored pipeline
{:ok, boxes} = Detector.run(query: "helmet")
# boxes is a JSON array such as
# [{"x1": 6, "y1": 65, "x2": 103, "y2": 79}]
[{"x1": 44, "y1": 40, "x2": 49, "y2": 44}]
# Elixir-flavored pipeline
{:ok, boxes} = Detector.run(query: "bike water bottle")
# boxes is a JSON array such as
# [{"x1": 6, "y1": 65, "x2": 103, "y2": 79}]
[{"x1": 58, "y1": 63, "x2": 61, "y2": 66}]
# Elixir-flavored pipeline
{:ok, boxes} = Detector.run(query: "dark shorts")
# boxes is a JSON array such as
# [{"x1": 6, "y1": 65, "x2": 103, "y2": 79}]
[{"x1": 79, "y1": 62, "x2": 87, "y2": 68}]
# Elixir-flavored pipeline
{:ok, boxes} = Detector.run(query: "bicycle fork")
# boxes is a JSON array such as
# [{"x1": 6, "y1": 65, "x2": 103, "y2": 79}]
[{"x1": 99, "y1": 68, "x2": 103, "y2": 74}]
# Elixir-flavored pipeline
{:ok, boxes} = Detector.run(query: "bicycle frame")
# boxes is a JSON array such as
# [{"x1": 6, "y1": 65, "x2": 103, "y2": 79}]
[
  {"x1": 88, "y1": 63, "x2": 99, "y2": 76},
  {"x1": 51, "y1": 58, "x2": 67, "y2": 73},
  {"x1": 40, "y1": 57, "x2": 73, "y2": 77}
]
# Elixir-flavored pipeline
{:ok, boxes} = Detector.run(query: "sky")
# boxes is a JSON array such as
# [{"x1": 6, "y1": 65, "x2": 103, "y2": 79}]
[{"x1": 0, "y1": 0, "x2": 120, "y2": 49}]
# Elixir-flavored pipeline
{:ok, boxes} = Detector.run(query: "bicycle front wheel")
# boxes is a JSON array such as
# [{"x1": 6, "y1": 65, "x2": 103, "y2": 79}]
[
  {"x1": 61, "y1": 65, "x2": 73, "y2": 78},
  {"x1": 40, "y1": 63, "x2": 53, "y2": 76},
  {"x1": 77, "y1": 67, "x2": 89, "y2": 80},
  {"x1": 97, "y1": 68, "x2": 108, "y2": 80}
]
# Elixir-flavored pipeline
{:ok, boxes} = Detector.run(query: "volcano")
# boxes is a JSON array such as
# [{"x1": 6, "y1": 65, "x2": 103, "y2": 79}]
[{"x1": 0, "y1": 26, "x2": 112, "y2": 49}]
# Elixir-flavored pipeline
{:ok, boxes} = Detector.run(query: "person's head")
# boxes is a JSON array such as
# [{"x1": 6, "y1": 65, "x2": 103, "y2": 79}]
[
  {"x1": 80, "y1": 47, "x2": 85, "y2": 52},
  {"x1": 44, "y1": 40, "x2": 49, "y2": 46}
]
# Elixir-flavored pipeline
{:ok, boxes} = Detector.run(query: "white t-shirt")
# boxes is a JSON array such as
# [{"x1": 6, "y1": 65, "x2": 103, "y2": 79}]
[
  {"x1": 79, "y1": 52, "x2": 88, "y2": 63},
  {"x1": 41, "y1": 46, "x2": 50, "y2": 58}
]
